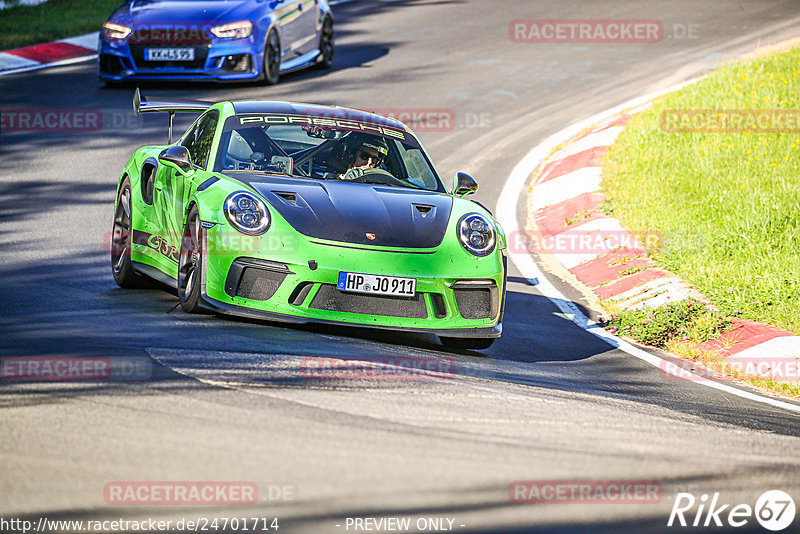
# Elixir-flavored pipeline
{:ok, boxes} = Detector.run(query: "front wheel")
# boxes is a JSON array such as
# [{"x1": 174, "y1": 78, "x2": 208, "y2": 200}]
[
  {"x1": 439, "y1": 337, "x2": 495, "y2": 351},
  {"x1": 177, "y1": 207, "x2": 206, "y2": 313},
  {"x1": 317, "y1": 17, "x2": 334, "y2": 69},
  {"x1": 261, "y1": 29, "x2": 281, "y2": 85}
]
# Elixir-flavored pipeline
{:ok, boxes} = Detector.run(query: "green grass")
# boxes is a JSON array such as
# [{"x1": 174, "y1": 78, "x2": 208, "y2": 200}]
[
  {"x1": 605, "y1": 300, "x2": 731, "y2": 349},
  {"x1": 0, "y1": 0, "x2": 123, "y2": 50},
  {"x1": 603, "y1": 46, "x2": 800, "y2": 335}
]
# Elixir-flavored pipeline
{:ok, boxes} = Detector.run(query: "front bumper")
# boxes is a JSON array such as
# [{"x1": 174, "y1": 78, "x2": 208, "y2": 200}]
[
  {"x1": 98, "y1": 38, "x2": 261, "y2": 81},
  {"x1": 200, "y1": 294, "x2": 503, "y2": 338},
  {"x1": 197, "y1": 225, "x2": 506, "y2": 338}
]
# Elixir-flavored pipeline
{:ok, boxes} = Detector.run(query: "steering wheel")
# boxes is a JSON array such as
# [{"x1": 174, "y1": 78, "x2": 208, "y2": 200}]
[{"x1": 344, "y1": 168, "x2": 409, "y2": 187}]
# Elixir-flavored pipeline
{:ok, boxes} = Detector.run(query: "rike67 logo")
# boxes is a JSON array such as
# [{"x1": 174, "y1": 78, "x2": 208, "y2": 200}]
[{"x1": 668, "y1": 490, "x2": 796, "y2": 531}]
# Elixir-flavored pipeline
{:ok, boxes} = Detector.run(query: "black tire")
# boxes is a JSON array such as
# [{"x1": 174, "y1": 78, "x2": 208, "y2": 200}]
[
  {"x1": 111, "y1": 178, "x2": 148, "y2": 288},
  {"x1": 317, "y1": 17, "x2": 334, "y2": 69},
  {"x1": 177, "y1": 206, "x2": 206, "y2": 313},
  {"x1": 261, "y1": 29, "x2": 281, "y2": 85},
  {"x1": 439, "y1": 336, "x2": 495, "y2": 351}
]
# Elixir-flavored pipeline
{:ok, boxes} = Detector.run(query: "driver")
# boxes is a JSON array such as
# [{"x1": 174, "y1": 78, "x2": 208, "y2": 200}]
[{"x1": 339, "y1": 134, "x2": 389, "y2": 181}]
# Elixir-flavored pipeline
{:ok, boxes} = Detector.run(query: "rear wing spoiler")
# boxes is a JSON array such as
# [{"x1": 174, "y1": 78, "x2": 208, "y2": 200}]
[{"x1": 133, "y1": 87, "x2": 214, "y2": 143}]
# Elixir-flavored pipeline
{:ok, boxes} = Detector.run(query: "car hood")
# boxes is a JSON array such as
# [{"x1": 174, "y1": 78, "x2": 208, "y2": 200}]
[
  {"x1": 110, "y1": 0, "x2": 260, "y2": 28},
  {"x1": 243, "y1": 177, "x2": 453, "y2": 249}
]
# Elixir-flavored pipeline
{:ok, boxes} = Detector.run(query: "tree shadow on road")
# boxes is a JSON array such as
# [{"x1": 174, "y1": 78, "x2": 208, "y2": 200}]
[{"x1": 1, "y1": 250, "x2": 799, "y2": 436}]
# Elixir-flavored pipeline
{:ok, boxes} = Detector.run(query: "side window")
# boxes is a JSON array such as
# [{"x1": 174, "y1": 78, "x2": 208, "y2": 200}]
[
  {"x1": 395, "y1": 142, "x2": 439, "y2": 190},
  {"x1": 182, "y1": 111, "x2": 219, "y2": 169}
]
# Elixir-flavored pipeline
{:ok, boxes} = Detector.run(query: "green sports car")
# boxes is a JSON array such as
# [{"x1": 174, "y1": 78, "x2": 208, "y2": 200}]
[{"x1": 111, "y1": 89, "x2": 506, "y2": 350}]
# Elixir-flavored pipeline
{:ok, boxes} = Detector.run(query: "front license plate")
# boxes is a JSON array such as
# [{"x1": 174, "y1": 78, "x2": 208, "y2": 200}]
[
  {"x1": 145, "y1": 48, "x2": 195, "y2": 61},
  {"x1": 337, "y1": 272, "x2": 416, "y2": 297}
]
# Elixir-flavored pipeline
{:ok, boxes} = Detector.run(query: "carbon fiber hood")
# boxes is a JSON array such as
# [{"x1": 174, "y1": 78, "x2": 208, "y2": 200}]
[{"x1": 247, "y1": 178, "x2": 453, "y2": 248}]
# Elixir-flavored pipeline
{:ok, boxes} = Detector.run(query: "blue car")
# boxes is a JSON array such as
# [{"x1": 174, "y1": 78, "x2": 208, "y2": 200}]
[{"x1": 99, "y1": 0, "x2": 334, "y2": 84}]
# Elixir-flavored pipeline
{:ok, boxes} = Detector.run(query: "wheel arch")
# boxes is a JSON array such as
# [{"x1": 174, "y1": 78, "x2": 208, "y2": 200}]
[
  {"x1": 184, "y1": 199, "x2": 200, "y2": 227},
  {"x1": 116, "y1": 172, "x2": 130, "y2": 197}
]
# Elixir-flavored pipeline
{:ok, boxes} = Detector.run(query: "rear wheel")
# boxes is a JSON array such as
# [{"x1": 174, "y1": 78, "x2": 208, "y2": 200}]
[
  {"x1": 111, "y1": 178, "x2": 147, "y2": 288},
  {"x1": 317, "y1": 17, "x2": 334, "y2": 69},
  {"x1": 262, "y1": 29, "x2": 281, "y2": 85},
  {"x1": 439, "y1": 337, "x2": 495, "y2": 351},
  {"x1": 177, "y1": 206, "x2": 206, "y2": 313}
]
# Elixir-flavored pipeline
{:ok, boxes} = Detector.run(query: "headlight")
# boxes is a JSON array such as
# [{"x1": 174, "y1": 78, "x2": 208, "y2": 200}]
[
  {"x1": 457, "y1": 213, "x2": 496, "y2": 257},
  {"x1": 224, "y1": 192, "x2": 270, "y2": 235},
  {"x1": 103, "y1": 22, "x2": 132, "y2": 40},
  {"x1": 210, "y1": 21, "x2": 253, "y2": 39}
]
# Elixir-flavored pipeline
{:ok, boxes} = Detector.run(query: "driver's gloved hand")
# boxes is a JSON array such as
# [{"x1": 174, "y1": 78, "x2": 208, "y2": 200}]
[{"x1": 341, "y1": 167, "x2": 365, "y2": 181}]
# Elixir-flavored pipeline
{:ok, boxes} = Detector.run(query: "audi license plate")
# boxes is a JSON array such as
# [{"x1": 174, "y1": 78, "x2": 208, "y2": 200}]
[
  {"x1": 337, "y1": 272, "x2": 416, "y2": 297},
  {"x1": 145, "y1": 48, "x2": 194, "y2": 61}
]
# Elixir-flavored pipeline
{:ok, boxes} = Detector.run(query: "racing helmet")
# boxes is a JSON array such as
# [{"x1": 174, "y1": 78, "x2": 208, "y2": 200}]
[{"x1": 343, "y1": 133, "x2": 389, "y2": 168}]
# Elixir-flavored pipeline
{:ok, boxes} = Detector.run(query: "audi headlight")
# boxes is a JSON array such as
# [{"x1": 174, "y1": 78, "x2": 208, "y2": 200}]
[
  {"x1": 457, "y1": 213, "x2": 496, "y2": 257},
  {"x1": 210, "y1": 21, "x2": 253, "y2": 39},
  {"x1": 224, "y1": 192, "x2": 270, "y2": 235},
  {"x1": 103, "y1": 22, "x2": 132, "y2": 40}
]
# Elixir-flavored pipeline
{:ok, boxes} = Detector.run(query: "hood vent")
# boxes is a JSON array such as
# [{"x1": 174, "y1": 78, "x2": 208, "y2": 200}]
[{"x1": 274, "y1": 191, "x2": 298, "y2": 204}]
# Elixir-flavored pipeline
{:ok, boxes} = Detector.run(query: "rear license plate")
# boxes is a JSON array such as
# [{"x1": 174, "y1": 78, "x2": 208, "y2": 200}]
[
  {"x1": 145, "y1": 48, "x2": 195, "y2": 61},
  {"x1": 337, "y1": 272, "x2": 416, "y2": 297}
]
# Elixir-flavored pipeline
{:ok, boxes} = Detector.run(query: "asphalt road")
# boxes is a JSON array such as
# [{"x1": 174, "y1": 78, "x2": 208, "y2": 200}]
[{"x1": 2, "y1": 1, "x2": 800, "y2": 532}]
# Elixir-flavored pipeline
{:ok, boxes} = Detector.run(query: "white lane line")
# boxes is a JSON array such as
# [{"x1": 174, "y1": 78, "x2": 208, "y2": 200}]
[{"x1": 496, "y1": 81, "x2": 800, "y2": 414}]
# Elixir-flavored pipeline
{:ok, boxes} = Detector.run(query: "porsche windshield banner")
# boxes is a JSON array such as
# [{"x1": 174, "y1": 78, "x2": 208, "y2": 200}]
[{"x1": 232, "y1": 114, "x2": 410, "y2": 141}]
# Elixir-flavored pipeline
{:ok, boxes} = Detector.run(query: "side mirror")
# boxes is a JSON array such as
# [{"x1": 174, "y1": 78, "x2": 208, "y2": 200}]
[
  {"x1": 452, "y1": 172, "x2": 478, "y2": 197},
  {"x1": 158, "y1": 146, "x2": 194, "y2": 176}
]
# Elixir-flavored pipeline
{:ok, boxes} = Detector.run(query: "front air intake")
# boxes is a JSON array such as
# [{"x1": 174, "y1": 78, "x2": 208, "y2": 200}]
[
  {"x1": 310, "y1": 285, "x2": 428, "y2": 318},
  {"x1": 452, "y1": 280, "x2": 499, "y2": 320},
  {"x1": 225, "y1": 258, "x2": 290, "y2": 301}
]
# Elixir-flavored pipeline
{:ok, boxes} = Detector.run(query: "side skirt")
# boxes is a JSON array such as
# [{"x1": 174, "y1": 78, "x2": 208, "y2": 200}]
[
  {"x1": 132, "y1": 261, "x2": 177, "y2": 289},
  {"x1": 280, "y1": 48, "x2": 321, "y2": 74}
]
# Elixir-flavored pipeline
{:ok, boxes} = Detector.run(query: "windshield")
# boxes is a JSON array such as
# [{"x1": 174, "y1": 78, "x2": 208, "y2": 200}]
[{"x1": 214, "y1": 114, "x2": 445, "y2": 192}]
